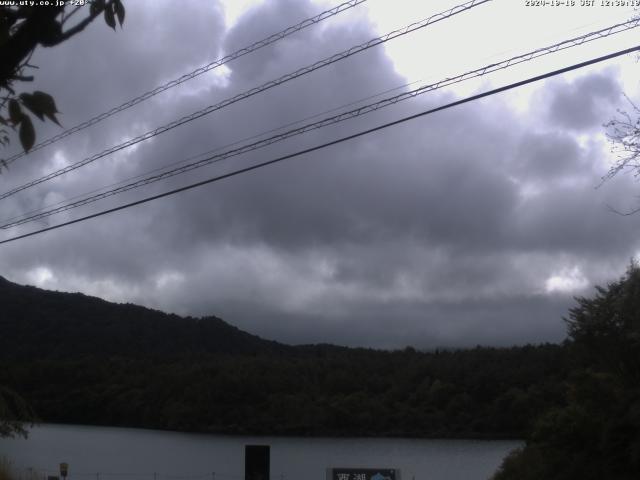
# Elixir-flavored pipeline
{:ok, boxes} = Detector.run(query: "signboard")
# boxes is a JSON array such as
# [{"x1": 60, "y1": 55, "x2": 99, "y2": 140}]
[
  {"x1": 331, "y1": 468, "x2": 397, "y2": 480},
  {"x1": 59, "y1": 463, "x2": 69, "y2": 479}
]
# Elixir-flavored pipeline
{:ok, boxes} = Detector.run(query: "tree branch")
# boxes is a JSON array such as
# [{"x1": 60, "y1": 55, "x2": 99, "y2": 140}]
[
  {"x1": 0, "y1": 2, "x2": 113, "y2": 83},
  {"x1": 56, "y1": 3, "x2": 107, "y2": 44},
  {"x1": 0, "y1": 7, "x2": 63, "y2": 82}
]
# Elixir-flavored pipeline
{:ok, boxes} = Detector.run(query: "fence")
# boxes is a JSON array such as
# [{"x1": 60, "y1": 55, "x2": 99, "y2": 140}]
[{"x1": 6, "y1": 466, "x2": 288, "y2": 480}]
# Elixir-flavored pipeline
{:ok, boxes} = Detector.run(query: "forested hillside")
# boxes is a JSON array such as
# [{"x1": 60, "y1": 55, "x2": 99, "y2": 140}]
[
  {"x1": 493, "y1": 265, "x2": 640, "y2": 479},
  {"x1": 0, "y1": 275, "x2": 287, "y2": 358},
  {"x1": 0, "y1": 275, "x2": 568, "y2": 438}
]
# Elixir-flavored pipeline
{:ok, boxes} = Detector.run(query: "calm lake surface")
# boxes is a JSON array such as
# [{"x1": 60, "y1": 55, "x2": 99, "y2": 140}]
[{"x1": 0, "y1": 425, "x2": 520, "y2": 480}]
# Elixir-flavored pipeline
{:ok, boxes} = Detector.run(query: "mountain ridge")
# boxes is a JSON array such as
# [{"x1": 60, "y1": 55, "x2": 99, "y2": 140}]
[
  {"x1": 0, "y1": 275, "x2": 290, "y2": 359},
  {"x1": 0, "y1": 274, "x2": 571, "y2": 439}
]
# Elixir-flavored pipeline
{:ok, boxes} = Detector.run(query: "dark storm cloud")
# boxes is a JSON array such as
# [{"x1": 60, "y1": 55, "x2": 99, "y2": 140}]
[
  {"x1": 510, "y1": 181, "x2": 639, "y2": 254},
  {"x1": 0, "y1": 0, "x2": 226, "y2": 221},
  {"x1": 146, "y1": 95, "x2": 521, "y2": 255},
  {"x1": 32, "y1": 0, "x2": 226, "y2": 114},
  {"x1": 513, "y1": 131, "x2": 584, "y2": 179},
  {"x1": 544, "y1": 69, "x2": 621, "y2": 130},
  {"x1": 154, "y1": 287, "x2": 572, "y2": 349},
  {"x1": 1, "y1": 0, "x2": 639, "y2": 349},
  {"x1": 222, "y1": 0, "x2": 318, "y2": 81}
]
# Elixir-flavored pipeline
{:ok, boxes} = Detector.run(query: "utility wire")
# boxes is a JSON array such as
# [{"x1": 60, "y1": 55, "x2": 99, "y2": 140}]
[
  {"x1": 0, "y1": 0, "x2": 491, "y2": 201},
  {"x1": 1, "y1": 44, "x2": 638, "y2": 246},
  {"x1": 6, "y1": 13, "x2": 637, "y2": 227},
  {"x1": 3, "y1": 0, "x2": 368, "y2": 165},
  {"x1": 0, "y1": 78, "x2": 428, "y2": 227},
  {"x1": 3, "y1": 17, "x2": 638, "y2": 229}
]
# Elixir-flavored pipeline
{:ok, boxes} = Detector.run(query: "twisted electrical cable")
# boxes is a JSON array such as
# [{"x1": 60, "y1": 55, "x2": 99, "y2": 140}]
[
  {"x1": 3, "y1": 0, "x2": 368, "y2": 165},
  {"x1": 2, "y1": 44, "x2": 638, "y2": 246},
  {"x1": 0, "y1": 78, "x2": 426, "y2": 226},
  {"x1": 3, "y1": 16, "x2": 637, "y2": 229},
  {"x1": 0, "y1": 0, "x2": 491, "y2": 201}
]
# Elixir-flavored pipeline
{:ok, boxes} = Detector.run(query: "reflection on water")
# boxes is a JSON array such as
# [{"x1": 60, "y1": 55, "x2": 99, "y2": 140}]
[{"x1": 0, "y1": 424, "x2": 520, "y2": 480}]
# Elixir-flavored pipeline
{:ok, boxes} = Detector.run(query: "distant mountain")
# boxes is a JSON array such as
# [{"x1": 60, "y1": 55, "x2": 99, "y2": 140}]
[
  {"x1": 0, "y1": 275, "x2": 571, "y2": 439},
  {"x1": 0, "y1": 275, "x2": 289, "y2": 359}
]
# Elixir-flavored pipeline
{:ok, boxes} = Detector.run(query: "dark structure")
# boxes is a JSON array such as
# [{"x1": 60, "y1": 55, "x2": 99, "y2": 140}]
[{"x1": 245, "y1": 445, "x2": 270, "y2": 480}]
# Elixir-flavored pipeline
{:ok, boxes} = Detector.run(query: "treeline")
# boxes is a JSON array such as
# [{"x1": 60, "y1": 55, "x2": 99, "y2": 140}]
[
  {"x1": 493, "y1": 264, "x2": 640, "y2": 479},
  {"x1": 3, "y1": 266, "x2": 638, "y2": 476},
  {"x1": 0, "y1": 274, "x2": 571, "y2": 438},
  {"x1": 0, "y1": 275, "x2": 286, "y2": 359},
  {"x1": 0, "y1": 344, "x2": 568, "y2": 438}
]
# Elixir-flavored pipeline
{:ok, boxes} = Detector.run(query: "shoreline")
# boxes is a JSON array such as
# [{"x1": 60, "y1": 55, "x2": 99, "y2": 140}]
[{"x1": 15, "y1": 422, "x2": 525, "y2": 442}]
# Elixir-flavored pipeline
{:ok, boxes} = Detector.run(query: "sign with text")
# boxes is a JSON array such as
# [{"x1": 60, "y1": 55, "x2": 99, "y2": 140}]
[{"x1": 331, "y1": 468, "x2": 397, "y2": 480}]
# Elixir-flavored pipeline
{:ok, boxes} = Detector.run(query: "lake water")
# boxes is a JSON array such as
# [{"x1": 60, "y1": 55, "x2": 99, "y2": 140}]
[{"x1": 0, "y1": 425, "x2": 519, "y2": 480}]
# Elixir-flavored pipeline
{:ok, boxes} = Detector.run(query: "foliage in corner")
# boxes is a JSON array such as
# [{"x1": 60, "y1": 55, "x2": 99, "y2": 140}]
[
  {"x1": 493, "y1": 263, "x2": 640, "y2": 480},
  {"x1": 0, "y1": 0, "x2": 125, "y2": 166},
  {"x1": 0, "y1": 386, "x2": 36, "y2": 439},
  {"x1": 602, "y1": 96, "x2": 640, "y2": 215},
  {"x1": 0, "y1": 0, "x2": 125, "y2": 437}
]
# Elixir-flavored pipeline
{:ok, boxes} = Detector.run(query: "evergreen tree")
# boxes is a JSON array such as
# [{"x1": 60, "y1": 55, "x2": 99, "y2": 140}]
[{"x1": 494, "y1": 263, "x2": 640, "y2": 479}]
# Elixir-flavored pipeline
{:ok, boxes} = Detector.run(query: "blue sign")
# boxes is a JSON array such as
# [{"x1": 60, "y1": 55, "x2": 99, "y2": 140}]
[{"x1": 332, "y1": 468, "x2": 397, "y2": 480}]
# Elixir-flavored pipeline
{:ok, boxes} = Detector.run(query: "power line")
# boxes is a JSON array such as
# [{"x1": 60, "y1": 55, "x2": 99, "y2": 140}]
[
  {"x1": 6, "y1": 11, "x2": 637, "y2": 228},
  {"x1": 2, "y1": 43, "x2": 638, "y2": 246},
  {"x1": 0, "y1": 0, "x2": 491, "y2": 201},
  {"x1": 3, "y1": 17, "x2": 638, "y2": 229},
  {"x1": 0, "y1": 78, "x2": 428, "y2": 228},
  {"x1": 3, "y1": 0, "x2": 368, "y2": 165}
]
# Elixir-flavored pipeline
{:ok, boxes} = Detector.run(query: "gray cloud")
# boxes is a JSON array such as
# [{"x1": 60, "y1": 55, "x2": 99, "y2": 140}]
[
  {"x1": 513, "y1": 131, "x2": 584, "y2": 180},
  {"x1": 544, "y1": 69, "x2": 621, "y2": 131},
  {"x1": 1, "y1": 0, "x2": 639, "y2": 349}
]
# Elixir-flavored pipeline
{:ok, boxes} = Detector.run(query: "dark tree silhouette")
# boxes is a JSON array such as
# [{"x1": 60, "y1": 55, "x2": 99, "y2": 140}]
[
  {"x1": 493, "y1": 263, "x2": 640, "y2": 479},
  {"x1": 0, "y1": 0, "x2": 125, "y2": 158},
  {"x1": 0, "y1": 275, "x2": 569, "y2": 439},
  {"x1": 0, "y1": 0, "x2": 125, "y2": 436},
  {"x1": 0, "y1": 386, "x2": 35, "y2": 438},
  {"x1": 602, "y1": 97, "x2": 640, "y2": 215}
]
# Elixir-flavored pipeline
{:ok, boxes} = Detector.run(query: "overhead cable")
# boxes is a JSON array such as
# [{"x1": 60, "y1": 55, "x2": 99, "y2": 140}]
[
  {"x1": 1, "y1": 43, "x2": 638, "y2": 246},
  {"x1": 3, "y1": 17, "x2": 638, "y2": 229},
  {"x1": 0, "y1": 0, "x2": 491, "y2": 201},
  {"x1": 6, "y1": 62, "x2": 475, "y2": 229},
  {"x1": 3, "y1": 0, "x2": 368, "y2": 165},
  {"x1": 0, "y1": 78, "x2": 428, "y2": 228}
]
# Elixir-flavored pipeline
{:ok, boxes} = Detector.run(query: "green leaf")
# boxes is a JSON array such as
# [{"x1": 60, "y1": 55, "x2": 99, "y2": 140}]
[
  {"x1": 31, "y1": 91, "x2": 61, "y2": 126},
  {"x1": 19, "y1": 93, "x2": 45, "y2": 121},
  {"x1": 8, "y1": 99, "x2": 22, "y2": 124},
  {"x1": 104, "y1": 3, "x2": 116, "y2": 30},
  {"x1": 19, "y1": 92, "x2": 61, "y2": 125},
  {"x1": 47, "y1": 112, "x2": 61, "y2": 126},
  {"x1": 19, "y1": 115, "x2": 35, "y2": 152},
  {"x1": 114, "y1": 0, "x2": 125, "y2": 26},
  {"x1": 91, "y1": 0, "x2": 106, "y2": 16}
]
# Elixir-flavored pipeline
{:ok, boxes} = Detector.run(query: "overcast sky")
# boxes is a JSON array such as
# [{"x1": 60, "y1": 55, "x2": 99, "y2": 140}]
[{"x1": 2, "y1": 0, "x2": 640, "y2": 349}]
